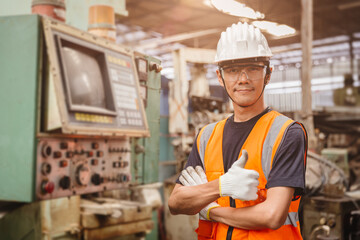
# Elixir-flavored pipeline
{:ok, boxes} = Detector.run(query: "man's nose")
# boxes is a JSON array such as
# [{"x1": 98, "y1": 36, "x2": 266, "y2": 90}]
[{"x1": 237, "y1": 71, "x2": 249, "y2": 83}]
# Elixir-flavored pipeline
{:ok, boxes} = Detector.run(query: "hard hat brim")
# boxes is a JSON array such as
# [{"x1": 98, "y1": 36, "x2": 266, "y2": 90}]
[{"x1": 217, "y1": 57, "x2": 271, "y2": 67}]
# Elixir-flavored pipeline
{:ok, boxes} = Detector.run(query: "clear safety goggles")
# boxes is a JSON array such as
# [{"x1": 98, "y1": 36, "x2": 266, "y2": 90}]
[{"x1": 220, "y1": 64, "x2": 267, "y2": 81}]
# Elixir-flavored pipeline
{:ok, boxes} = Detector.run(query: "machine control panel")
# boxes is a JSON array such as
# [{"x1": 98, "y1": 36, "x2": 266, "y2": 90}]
[{"x1": 36, "y1": 138, "x2": 131, "y2": 200}]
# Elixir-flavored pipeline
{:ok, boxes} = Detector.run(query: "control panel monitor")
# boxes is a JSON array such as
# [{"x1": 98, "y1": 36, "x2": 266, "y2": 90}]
[{"x1": 43, "y1": 18, "x2": 149, "y2": 137}]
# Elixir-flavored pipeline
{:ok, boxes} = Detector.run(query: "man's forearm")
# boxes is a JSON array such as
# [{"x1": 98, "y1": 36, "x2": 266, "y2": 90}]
[
  {"x1": 209, "y1": 203, "x2": 273, "y2": 230},
  {"x1": 209, "y1": 187, "x2": 294, "y2": 230},
  {"x1": 168, "y1": 179, "x2": 220, "y2": 215}
]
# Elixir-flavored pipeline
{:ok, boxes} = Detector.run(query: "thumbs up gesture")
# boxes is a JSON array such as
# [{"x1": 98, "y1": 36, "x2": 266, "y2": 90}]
[{"x1": 219, "y1": 150, "x2": 260, "y2": 201}]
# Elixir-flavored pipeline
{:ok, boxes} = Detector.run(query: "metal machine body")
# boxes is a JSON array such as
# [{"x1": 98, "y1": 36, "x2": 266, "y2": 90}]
[
  {"x1": 0, "y1": 15, "x2": 153, "y2": 202},
  {"x1": 302, "y1": 196, "x2": 360, "y2": 240},
  {"x1": 131, "y1": 52, "x2": 161, "y2": 185}
]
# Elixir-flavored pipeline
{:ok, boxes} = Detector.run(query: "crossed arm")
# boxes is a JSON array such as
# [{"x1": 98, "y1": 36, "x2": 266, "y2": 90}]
[
  {"x1": 168, "y1": 180, "x2": 220, "y2": 215},
  {"x1": 168, "y1": 179, "x2": 295, "y2": 230},
  {"x1": 209, "y1": 186, "x2": 294, "y2": 230}
]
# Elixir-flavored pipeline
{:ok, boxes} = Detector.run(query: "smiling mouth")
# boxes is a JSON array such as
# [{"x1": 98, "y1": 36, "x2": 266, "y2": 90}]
[{"x1": 234, "y1": 88, "x2": 253, "y2": 92}]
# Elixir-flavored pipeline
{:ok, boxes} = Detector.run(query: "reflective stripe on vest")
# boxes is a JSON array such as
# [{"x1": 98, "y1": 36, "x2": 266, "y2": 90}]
[
  {"x1": 262, "y1": 114, "x2": 290, "y2": 181},
  {"x1": 198, "y1": 122, "x2": 218, "y2": 170},
  {"x1": 197, "y1": 112, "x2": 301, "y2": 229}
]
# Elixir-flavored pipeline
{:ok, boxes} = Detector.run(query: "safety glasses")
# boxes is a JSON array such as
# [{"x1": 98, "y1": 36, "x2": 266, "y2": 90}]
[{"x1": 220, "y1": 64, "x2": 267, "y2": 81}]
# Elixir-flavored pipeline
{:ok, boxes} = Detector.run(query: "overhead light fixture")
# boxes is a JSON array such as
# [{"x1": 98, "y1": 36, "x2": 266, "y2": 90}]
[
  {"x1": 338, "y1": 1, "x2": 360, "y2": 10},
  {"x1": 203, "y1": 0, "x2": 213, "y2": 8},
  {"x1": 252, "y1": 21, "x2": 296, "y2": 37},
  {"x1": 204, "y1": 1, "x2": 295, "y2": 37},
  {"x1": 207, "y1": 0, "x2": 264, "y2": 19}
]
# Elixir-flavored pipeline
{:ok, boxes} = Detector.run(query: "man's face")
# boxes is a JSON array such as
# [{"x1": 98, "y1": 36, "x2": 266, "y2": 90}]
[{"x1": 216, "y1": 62, "x2": 270, "y2": 107}]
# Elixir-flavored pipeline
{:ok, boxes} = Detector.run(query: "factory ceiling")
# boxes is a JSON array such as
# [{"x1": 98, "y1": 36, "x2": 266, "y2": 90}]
[{"x1": 116, "y1": 0, "x2": 360, "y2": 55}]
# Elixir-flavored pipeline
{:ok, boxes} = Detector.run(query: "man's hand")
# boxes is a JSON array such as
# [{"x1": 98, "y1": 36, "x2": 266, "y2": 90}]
[
  {"x1": 219, "y1": 150, "x2": 260, "y2": 201},
  {"x1": 180, "y1": 166, "x2": 207, "y2": 186},
  {"x1": 179, "y1": 166, "x2": 220, "y2": 220}
]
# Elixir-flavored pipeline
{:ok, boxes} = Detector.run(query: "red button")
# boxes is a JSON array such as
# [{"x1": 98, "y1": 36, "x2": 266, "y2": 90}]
[
  {"x1": 87, "y1": 151, "x2": 94, "y2": 157},
  {"x1": 59, "y1": 160, "x2": 68, "y2": 167},
  {"x1": 42, "y1": 181, "x2": 55, "y2": 194}
]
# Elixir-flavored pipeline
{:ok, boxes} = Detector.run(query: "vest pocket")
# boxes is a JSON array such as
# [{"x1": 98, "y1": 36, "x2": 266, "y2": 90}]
[{"x1": 196, "y1": 220, "x2": 218, "y2": 240}]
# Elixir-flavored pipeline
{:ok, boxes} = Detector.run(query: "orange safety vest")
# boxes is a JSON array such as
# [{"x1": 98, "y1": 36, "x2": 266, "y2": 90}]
[{"x1": 195, "y1": 110, "x2": 307, "y2": 240}]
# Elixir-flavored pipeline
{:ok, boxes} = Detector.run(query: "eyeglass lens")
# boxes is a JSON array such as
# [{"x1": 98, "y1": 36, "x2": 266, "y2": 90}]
[{"x1": 221, "y1": 64, "x2": 266, "y2": 81}]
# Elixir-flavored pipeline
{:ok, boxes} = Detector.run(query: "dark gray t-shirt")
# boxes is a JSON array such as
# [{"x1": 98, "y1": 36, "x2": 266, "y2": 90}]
[{"x1": 177, "y1": 108, "x2": 307, "y2": 197}]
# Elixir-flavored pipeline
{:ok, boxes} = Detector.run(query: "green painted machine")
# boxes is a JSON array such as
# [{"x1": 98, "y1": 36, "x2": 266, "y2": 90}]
[
  {"x1": 0, "y1": 14, "x2": 161, "y2": 202},
  {"x1": 132, "y1": 53, "x2": 161, "y2": 185},
  {"x1": 0, "y1": 14, "x2": 162, "y2": 239}
]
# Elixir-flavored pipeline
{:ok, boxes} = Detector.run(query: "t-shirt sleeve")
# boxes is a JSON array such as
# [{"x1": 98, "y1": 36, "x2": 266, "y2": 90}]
[
  {"x1": 176, "y1": 132, "x2": 204, "y2": 185},
  {"x1": 266, "y1": 123, "x2": 307, "y2": 197}
]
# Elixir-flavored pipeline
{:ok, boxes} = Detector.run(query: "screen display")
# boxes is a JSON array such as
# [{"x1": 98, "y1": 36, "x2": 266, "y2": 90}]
[
  {"x1": 62, "y1": 47, "x2": 106, "y2": 109},
  {"x1": 57, "y1": 38, "x2": 116, "y2": 116}
]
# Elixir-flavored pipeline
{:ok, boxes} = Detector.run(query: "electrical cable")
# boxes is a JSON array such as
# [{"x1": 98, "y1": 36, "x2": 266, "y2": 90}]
[{"x1": 307, "y1": 151, "x2": 349, "y2": 189}]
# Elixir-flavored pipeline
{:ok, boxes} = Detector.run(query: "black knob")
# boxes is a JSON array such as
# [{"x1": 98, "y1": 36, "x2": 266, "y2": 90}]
[
  {"x1": 121, "y1": 161, "x2": 129, "y2": 168},
  {"x1": 92, "y1": 142, "x2": 99, "y2": 149},
  {"x1": 113, "y1": 161, "x2": 120, "y2": 168},
  {"x1": 116, "y1": 174, "x2": 129, "y2": 183},
  {"x1": 91, "y1": 173, "x2": 102, "y2": 186},
  {"x1": 59, "y1": 176, "x2": 71, "y2": 189},
  {"x1": 53, "y1": 151, "x2": 62, "y2": 158},
  {"x1": 122, "y1": 174, "x2": 129, "y2": 182},
  {"x1": 60, "y1": 142, "x2": 68, "y2": 149},
  {"x1": 41, "y1": 162, "x2": 52, "y2": 175},
  {"x1": 42, "y1": 144, "x2": 52, "y2": 157},
  {"x1": 66, "y1": 151, "x2": 74, "y2": 158},
  {"x1": 97, "y1": 151, "x2": 104, "y2": 157}
]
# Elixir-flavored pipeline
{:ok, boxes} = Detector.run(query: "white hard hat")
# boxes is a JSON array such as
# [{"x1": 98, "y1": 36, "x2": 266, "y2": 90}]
[{"x1": 215, "y1": 22, "x2": 272, "y2": 64}]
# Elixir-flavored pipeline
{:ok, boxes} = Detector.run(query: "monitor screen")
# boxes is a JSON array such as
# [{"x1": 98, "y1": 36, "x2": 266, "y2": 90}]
[
  {"x1": 57, "y1": 37, "x2": 116, "y2": 116},
  {"x1": 62, "y1": 47, "x2": 106, "y2": 108}
]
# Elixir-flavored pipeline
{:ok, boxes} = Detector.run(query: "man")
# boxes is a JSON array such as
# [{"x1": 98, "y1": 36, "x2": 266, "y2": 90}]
[{"x1": 168, "y1": 22, "x2": 307, "y2": 240}]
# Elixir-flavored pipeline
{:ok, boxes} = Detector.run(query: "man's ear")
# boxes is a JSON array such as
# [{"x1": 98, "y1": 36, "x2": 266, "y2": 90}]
[{"x1": 216, "y1": 69, "x2": 225, "y2": 87}]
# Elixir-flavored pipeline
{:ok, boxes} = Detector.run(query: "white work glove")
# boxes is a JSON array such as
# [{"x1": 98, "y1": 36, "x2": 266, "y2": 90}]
[
  {"x1": 219, "y1": 150, "x2": 260, "y2": 201},
  {"x1": 179, "y1": 166, "x2": 220, "y2": 220}
]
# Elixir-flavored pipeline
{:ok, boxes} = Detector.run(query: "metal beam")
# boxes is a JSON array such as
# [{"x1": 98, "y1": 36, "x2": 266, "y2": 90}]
[
  {"x1": 301, "y1": 0, "x2": 316, "y2": 149},
  {"x1": 135, "y1": 28, "x2": 221, "y2": 50}
]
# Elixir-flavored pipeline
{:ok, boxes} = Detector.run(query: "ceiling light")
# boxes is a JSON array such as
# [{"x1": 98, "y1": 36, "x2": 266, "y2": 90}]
[
  {"x1": 252, "y1": 21, "x2": 296, "y2": 37},
  {"x1": 209, "y1": 0, "x2": 264, "y2": 19},
  {"x1": 203, "y1": 0, "x2": 212, "y2": 8},
  {"x1": 338, "y1": 1, "x2": 360, "y2": 10}
]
